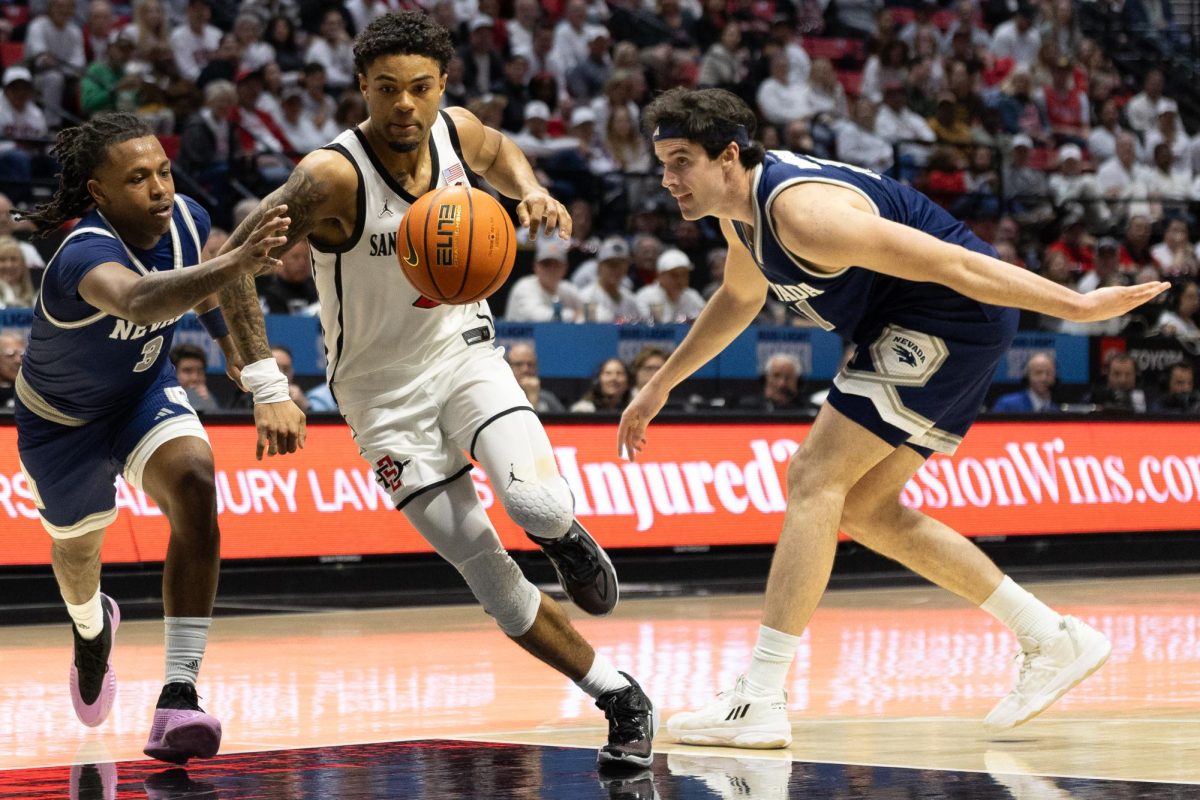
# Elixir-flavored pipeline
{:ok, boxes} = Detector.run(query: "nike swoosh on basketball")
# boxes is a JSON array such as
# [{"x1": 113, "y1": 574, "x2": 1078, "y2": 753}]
[{"x1": 402, "y1": 226, "x2": 419, "y2": 268}]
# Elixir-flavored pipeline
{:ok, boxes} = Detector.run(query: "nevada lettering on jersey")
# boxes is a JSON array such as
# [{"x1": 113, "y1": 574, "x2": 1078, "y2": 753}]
[
  {"x1": 108, "y1": 314, "x2": 183, "y2": 341},
  {"x1": 369, "y1": 231, "x2": 398, "y2": 257},
  {"x1": 767, "y1": 281, "x2": 835, "y2": 331}
]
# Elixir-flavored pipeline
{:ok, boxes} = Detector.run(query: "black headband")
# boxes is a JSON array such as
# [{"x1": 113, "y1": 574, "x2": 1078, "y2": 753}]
[{"x1": 653, "y1": 122, "x2": 749, "y2": 148}]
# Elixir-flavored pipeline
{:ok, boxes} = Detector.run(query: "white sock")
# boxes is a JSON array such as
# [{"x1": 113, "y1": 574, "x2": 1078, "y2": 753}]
[
  {"x1": 575, "y1": 652, "x2": 630, "y2": 699},
  {"x1": 164, "y1": 617, "x2": 212, "y2": 686},
  {"x1": 65, "y1": 589, "x2": 104, "y2": 641},
  {"x1": 980, "y1": 576, "x2": 1062, "y2": 643},
  {"x1": 744, "y1": 625, "x2": 802, "y2": 696}
]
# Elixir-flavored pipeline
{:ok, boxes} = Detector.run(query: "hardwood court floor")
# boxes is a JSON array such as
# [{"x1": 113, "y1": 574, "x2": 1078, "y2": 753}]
[{"x1": 1, "y1": 574, "x2": 1198, "y2": 796}]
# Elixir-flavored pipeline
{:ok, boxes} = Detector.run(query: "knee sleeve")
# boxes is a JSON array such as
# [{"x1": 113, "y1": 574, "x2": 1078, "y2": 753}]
[
  {"x1": 502, "y1": 478, "x2": 574, "y2": 538},
  {"x1": 457, "y1": 548, "x2": 541, "y2": 636}
]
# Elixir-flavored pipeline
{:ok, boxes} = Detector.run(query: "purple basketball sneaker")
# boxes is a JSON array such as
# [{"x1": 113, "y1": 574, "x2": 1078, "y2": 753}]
[
  {"x1": 70, "y1": 594, "x2": 119, "y2": 727},
  {"x1": 143, "y1": 682, "x2": 223, "y2": 765}
]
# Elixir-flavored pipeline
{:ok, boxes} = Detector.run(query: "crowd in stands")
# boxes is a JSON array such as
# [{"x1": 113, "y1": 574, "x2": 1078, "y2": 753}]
[{"x1": 0, "y1": 0, "x2": 1198, "y2": 416}]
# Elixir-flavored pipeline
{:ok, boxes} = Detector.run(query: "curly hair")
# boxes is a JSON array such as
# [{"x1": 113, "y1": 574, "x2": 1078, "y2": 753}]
[
  {"x1": 353, "y1": 11, "x2": 455, "y2": 76},
  {"x1": 22, "y1": 113, "x2": 154, "y2": 237},
  {"x1": 643, "y1": 88, "x2": 765, "y2": 167}
]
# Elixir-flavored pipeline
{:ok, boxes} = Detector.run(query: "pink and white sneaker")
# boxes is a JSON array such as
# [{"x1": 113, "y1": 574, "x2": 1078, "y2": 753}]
[
  {"x1": 143, "y1": 682, "x2": 223, "y2": 765},
  {"x1": 69, "y1": 594, "x2": 119, "y2": 727}
]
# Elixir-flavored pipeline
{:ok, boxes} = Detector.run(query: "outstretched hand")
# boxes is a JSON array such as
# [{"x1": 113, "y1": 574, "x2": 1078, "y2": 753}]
[
  {"x1": 1069, "y1": 281, "x2": 1170, "y2": 323},
  {"x1": 238, "y1": 204, "x2": 291, "y2": 276},
  {"x1": 516, "y1": 189, "x2": 572, "y2": 240},
  {"x1": 617, "y1": 385, "x2": 669, "y2": 462}
]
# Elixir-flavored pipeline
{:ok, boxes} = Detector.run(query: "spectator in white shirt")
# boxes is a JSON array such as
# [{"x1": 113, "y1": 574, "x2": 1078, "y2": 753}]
[
  {"x1": 874, "y1": 81, "x2": 935, "y2": 146},
  {"x1": 306, "y1": 9, "x2": 356, "y2": 92},
  {"x1": 1097, "y1": 131, "x2": 1153, "y2": 217},
  {"x1": 0, "y1": 194, "x2": 44, "y2": 273},
  {"x1": 991, "y1": 4, "x2": 1041, "y2": 67},
  {"x1": 170, "y1": 0, "x2": 223, "y2": 82},
  {"x1": 508, "y1": 0, "x2": 542, "y2": 59},
  {"x1": 802, "y1": 58, "x2": 849, "y2": 121},
  {"x1": 0, "y1": 68, "x2": 49, "y2": 204},
  {"x1": 232, "y1": 12, "x2": 276, "y2": 72},
  {"x1": 511, "y1": 100, "x2": 576, "y2": 163},
  {"x1": 1124, "y1": 68, "x2": 1165, "y2": 135},
  {"x1": 579, "y1": 237, "x2": 643, "y2": 322},
  {"x1": 276, "y1": 86, "x2": 328, "y2": 155},
  {"x1": 552, "y1": 0, "x2": 597, "y2": 75},
  {"x1": 1142, "y1": 142, "x2": 1192, "y2": 220},
  {"x1": 636, "y1": 248, "x2": 706, "y2": 324},
  {"x1": 504, "y1": 237, "x2": 586, "y2": 322},
  {"x1": 1049, "y1": 143, "x2": 1110, "y2": 231},
  {"x1": 836, "y1": 97, "x2": 893, "y2": 174},
  {"x1": 756, "y1": 52, "x2": 810, "y2": 126},
  {"x1": 300, "y1": 63, "x2": 337, "y2": 131},
  {"x1": 1087, "y1": 97, "x2": 1135, "y2": 165},
  {"x1": 1142, "y1": 98, "x2": 1191, "y2": 173},
  {"x1": 25, "y1": 0, "x2": 85, "y2": 128}
]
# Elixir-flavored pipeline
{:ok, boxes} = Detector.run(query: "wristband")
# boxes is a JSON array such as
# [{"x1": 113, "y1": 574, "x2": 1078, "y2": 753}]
[
  {"x1": 240, "y1": 357, "x2": 291, "y2": 404},
  {"x1": 198, "y1": 307, "x2": 229, "y2": 339}
]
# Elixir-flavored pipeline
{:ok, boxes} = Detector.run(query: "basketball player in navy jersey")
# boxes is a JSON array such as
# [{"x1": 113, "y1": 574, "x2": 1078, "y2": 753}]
[
  {"x1": 619, "y1": 89, "x2": 1169, "y2": 748},
  {"x1": 16, "y1": 113, "x2": 291, "y2": 763},
  {"x1": 216, "y1": 13, "x2": 654, "y2": 769}
]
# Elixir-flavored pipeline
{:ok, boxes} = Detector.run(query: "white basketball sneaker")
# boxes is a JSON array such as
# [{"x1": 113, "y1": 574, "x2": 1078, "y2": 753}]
[
  {"x1": 668, "y1": 753, "x2": 792, "y2": 800},
  {"x1": 666, "y1": 676, "x2": 792, "y2": 748},
  {"x1": 984, "y1": 615, "x2": 1111, "y2": 732}
]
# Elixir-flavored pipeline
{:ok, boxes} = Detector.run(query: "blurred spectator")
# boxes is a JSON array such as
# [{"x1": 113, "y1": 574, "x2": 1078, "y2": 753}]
[
  {"x1": 924, "y1": 145, "x2": 968, "y2": 208},
  {"x1": 335, "y1": 92, "x2": 368, "y2": 135},
  {"x1": 81, "y1": 30, "x2": 139, "y2": 116},
  {"x1": 306, "y1": 380, "x2": 337, "y2": 412},
  {"x1": 701, "y1": 247, "x2": 725, "y2": 299},
  {"x1": 989, "y1": 66, "x2": 1049, "y2": 145},
  {"x1": 1045, "y1": 206, "x2": 1093, "y2": 273},
  {"x1": 1150, "y1": 218, "x2": 1199, "y2": 278},
  {"x1": 508, "y1": 0, "x2": 542, "y2": 58},
  {"x1": 1039, "y1": 249, "x2": 1077, "y2": 291},
  {"x1": 1003, "y1": 133, "x2": 1054, "y2": 228},
  {"x1": 636, "y1": 248, "x2": 706, "y2": 324},
  {"x1": 0, "y1": 68, "x2": 50, "y2": 204},
  {"x1": 698, "y1": 22, "x2": 747, "y2": 93},
  {"x1": 1119, "y1": 215, "x2": 1156, "y2": 273},
  {"x1": 267, "y1": 344, "x2": 309, "y2": 413},
  {"x1": 836, "y1": 98, "x2": 892, "y2": 174},
  {"x1": 459, "y1": 16, "x2": 503, "y2": 97},
  {"x1": 1124, "y1": 68, "x2": 1165, "y2": 135},
  {"x1": 1037, "y1": 56, "x2": 1089, "y2": 146},
  {"x1": 0, "y1": 331, "x2": 25, "y2": 408},
  {"x1": 233, "y1": 197, "x2": 260, "y2": 230},
  {"x1": 265, "y1": 16, "x2": 305, "y2": 74},
  {"x1": 757, "y1": 52, "x2": 810, "y2": 127},
  {"x1": 829, "y1": 0, "x2": 883, "y2": 39},
  {"x1": 991, "y1": 3, "x2": 1040, "y2": 67},
  {"x1": 568, "y1": 106, "x2": 617, "y2": 177},
  {"x1": 1087, "y1": 98, "x2": 1132, "y2": 166},
  {"x1": 195, "y1": 32, "x2": 240, "y2": 89},
  {"x1": 1097, "y1": 132, "x2": 1153, "y2": 223},
  {"x1": 512, "y1": 101, "x2": 564, "y2": 162},
  {"x1": 861, "y1": 39, "x2": 908, "y2": 105},
  {"x1": 301, "y1": 63, "x2": 336, "y2": 128},
  {"x1": 928, "y1": 91, "x2": 974, "y2": 146},
  {"x1": 170, "y1": 0, "x2": 223, "y2": 83},
  {"x1": 567, "y1": 27, "x2": 612, "y2": 101},
  {"x1": 255, "y1": 62, "x2": 287, "y2": 120},
  {"x1": 1142, "y1": 99, "x2": 1190, "y2": 173},
  {"x1": 738, "y1": 353, "x2": 814, "y2": 413},
  {"x1": 570, "y1": 357, "x2": 631, "y2": 412},
  {"x1": 202, "y1": 226, "x2": 228, "y2": 261},
  {"x1": 277, "y1": 86, "x2": 328, "y2": 155},
  {"x1": 306, "y1": 10, "x2": 355, "y2": 92},
  {"x1": 1048, "y1": 145, "x2": 1109, "y2": 233},
  {"x1": 629, "y1": 345, "x2": 668, "y2": 399},
  {"x1": 991, "y1": 351, "x2": 1057, "y2": 412},
  {"x1": 1153, "y1": 280, "x2": 1200, "y2": 339},
  {"x1": 256, "y1": 240, "x2": 318, "y2": 315},
  {"x1": 768, "y1": 14, "x2": 811, "y2": 87},
  {"x1": 1086, "y1": 352, "x2": 1146, "y2": 413},
  {"x1": 0, "y1": 195, "x2": 45, "y2": 273},
  {"x1": 179, "y1": 79, "x2": 238, "y2": 204},
  {"x1": 579, "y1": 237, "x2": 641, "y2": 322},
  {"x1": 505, "y1": 237, "x2": 585, "y2": 322},
  {"x1": 169, "y1": 343, "x2": 220, "y2": 412},
  {"x1": 898, "y1": 0, "x2": 938, "y2": 50},
  {"x1": 0, "y1": 237, "x2": 34, "y2": 307},
  {"x1": 1077, "y1": 238, "x2": 1129, "y2": 292},
  {"x1": 26, "y1": 0, "x2": 86, "y2": 128},
  {"x1": 506, "y1": 341, "x2": 566, "y2": 413},
  {"x1": 875, "y1": 82, "x2": 935, "y2": 148},
  {"x1": 1152, "y1": 363, "x2": 1200, "y2": 414},
  {"x1": 590, "y1": 70, "x2": 640, "y2": 136},
  {"x1": 553, "y1": 0, "x2": 601, "y2": 75},
  {"x1": 1039, "y1": 0, "x2": 1081, "y2": 59},
  {"x1": 231, "y1": 69, "x2": 295, "y2": 191},
  {"x1": 802, "y1": 59, "x2": 848, "y2": 121},
  {"x1": 497, "y1": 55, "x2": 533, "y2": 134},
  {"x1": 126, "y1": 0, "x2": 171, "y2": 61},
  {"x1": 604, "y1": 105, "x2": 651, "y2": 173},
  {"x1": 1143, "y1": 142, "x2": 1191, "y2": 222},
  {"x1": 782, "y1": 118, "x2": 813, "y2": 154},
  {"x1": 232, "y1": 12, "x2": 275, "y2": 72},
  {"x1": 83, "y1": 0, "x2": 117, "y2": 64}
]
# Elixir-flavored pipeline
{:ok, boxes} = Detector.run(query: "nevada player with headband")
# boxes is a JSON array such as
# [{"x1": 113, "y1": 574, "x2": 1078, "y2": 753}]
[
  {"x1": 16, "y1": 113, "x2": 291, "y2": 763},
  {"x1": 217, "y1": 12, "x2": 654, "y2": 770},
  {"x1": 620, "y1": 89, "x2": 1169, "y2": 748}
]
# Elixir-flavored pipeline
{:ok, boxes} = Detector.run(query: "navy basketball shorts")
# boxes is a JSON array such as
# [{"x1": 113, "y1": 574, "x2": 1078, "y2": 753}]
[
  {"x1": 827, "y1": 310, "x2": 1019, "y2": 458},
  {"x1": 15, "y1": 372, "x2": 209, "y2": 538}
]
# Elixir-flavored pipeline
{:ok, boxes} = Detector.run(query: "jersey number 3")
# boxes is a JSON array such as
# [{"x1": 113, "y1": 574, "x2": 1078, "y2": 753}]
[{"x1": 133, "y1": 335, "x2": 163, "y2": 373}]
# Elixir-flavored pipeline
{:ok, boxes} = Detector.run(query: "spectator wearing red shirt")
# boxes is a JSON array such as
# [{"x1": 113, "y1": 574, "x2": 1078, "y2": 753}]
[
  {"x1": 1037, "y1": 55, "x2": 1089, "y2": 146},
  {"x1": 1044, "y1": 206, "x2": 1094, "y2": 273},
  {"x1": 1119, "y1": 214, "x2": 1156, "y2": 274}
]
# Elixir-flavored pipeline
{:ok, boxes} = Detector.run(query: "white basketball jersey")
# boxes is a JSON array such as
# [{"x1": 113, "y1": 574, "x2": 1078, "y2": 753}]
[{"x1": 311, "y1": 113, "x2": 495, "y2": 399}]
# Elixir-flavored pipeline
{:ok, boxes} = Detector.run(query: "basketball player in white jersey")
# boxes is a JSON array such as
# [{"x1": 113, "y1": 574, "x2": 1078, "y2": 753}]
[{"x1": 215, "y1": 12, "x2": 654, "y2": 769}]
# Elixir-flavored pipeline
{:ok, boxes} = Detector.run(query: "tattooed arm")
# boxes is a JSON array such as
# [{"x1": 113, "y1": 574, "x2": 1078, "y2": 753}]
[
  {"x1": 217, "y1": 150, "x2": 356, "y2": 459},
  {"x1": 77, "y1": 207, "x2": 289, "y2": 325}
]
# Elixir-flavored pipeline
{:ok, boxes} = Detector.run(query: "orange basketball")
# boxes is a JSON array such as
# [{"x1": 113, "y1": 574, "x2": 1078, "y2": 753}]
[{"x1": 397, "y1": 185, "x2": 516, "y2": 305}]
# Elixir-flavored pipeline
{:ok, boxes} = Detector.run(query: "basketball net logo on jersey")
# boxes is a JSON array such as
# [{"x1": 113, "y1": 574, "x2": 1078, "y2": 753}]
[{"x1": 373, "y1": 454, "x2": 411, "y2": 492}]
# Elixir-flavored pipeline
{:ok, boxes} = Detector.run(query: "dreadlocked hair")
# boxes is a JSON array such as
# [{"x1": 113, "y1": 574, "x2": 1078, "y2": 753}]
[{"x1": 22, "y1": 113, "x2": 155, "y2": 238}]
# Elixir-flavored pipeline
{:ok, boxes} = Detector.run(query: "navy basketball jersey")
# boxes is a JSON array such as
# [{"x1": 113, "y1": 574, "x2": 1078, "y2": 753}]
[
  {"x1": 733, "y1": 151, "x2": 1014, "y2": 346},
  {"x1": 18, "y1": 195, "x2": 210, "y2": 423}
]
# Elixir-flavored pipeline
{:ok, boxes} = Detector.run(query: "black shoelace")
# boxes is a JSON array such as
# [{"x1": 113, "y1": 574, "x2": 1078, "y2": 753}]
[
  {"x1": 158, "y1": 682, "x2": 203, "y2": 711},
  {"x1": 74, "y1": 632, "x2": 110, "y2": 699},
  {"x1": 601, "y1": 689, "x2": 648, "y2": 744},
  {"x1": 546, "y1": 533, "x2": 600, "y2": 583}
]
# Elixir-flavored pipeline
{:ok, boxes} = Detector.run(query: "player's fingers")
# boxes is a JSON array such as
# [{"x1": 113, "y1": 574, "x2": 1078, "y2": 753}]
[
  {"x1": 256, "y1": 428, "x2": 267, "y2": 461},
  {"x1": 556, "y1": 203, "x2": 573, "y2": 239}
]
